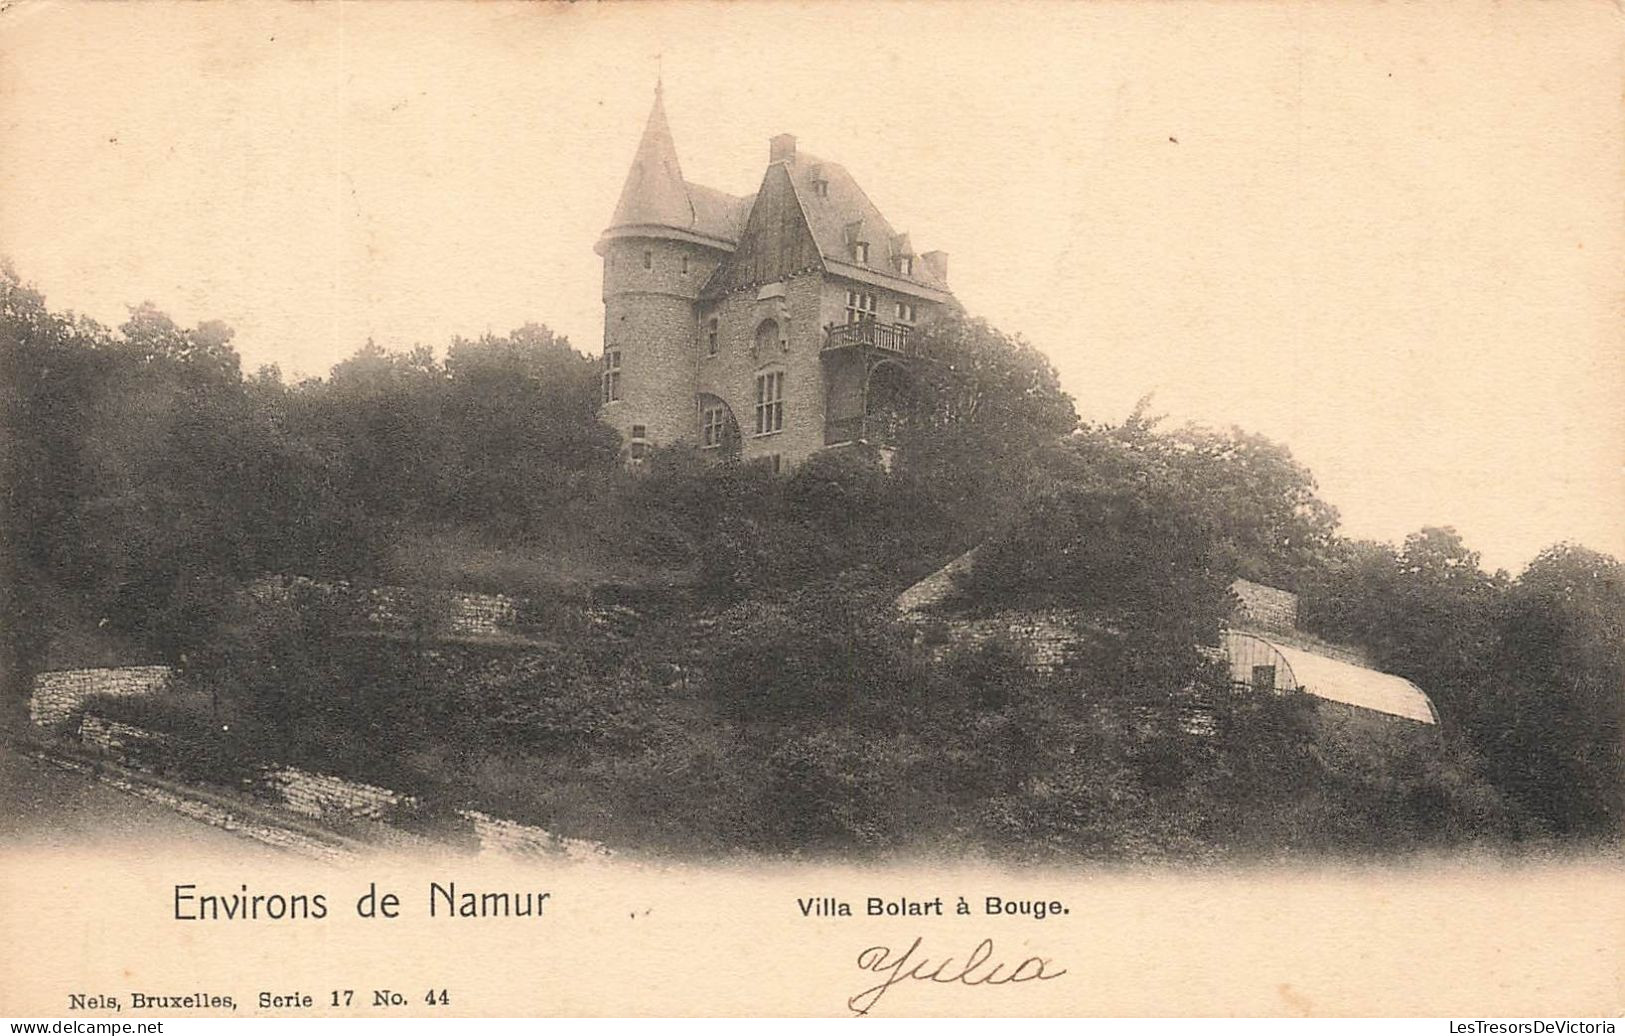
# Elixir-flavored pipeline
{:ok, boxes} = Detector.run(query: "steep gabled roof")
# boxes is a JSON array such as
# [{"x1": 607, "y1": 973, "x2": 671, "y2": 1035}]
[
  {"x1": 785, "y1": 151, "x2": 951, "y2": 295},
  {"x1": 700, "y1": 163, "x2": 824, "y2": 298},
  {"x1": 602, "y1": 90, "x2": 953, "y2": 291}
]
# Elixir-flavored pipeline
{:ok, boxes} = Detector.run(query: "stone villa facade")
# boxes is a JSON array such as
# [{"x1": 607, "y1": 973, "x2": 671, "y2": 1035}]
[{"x1": 596, "y1": 83, "x2": 955, "y2": 469}]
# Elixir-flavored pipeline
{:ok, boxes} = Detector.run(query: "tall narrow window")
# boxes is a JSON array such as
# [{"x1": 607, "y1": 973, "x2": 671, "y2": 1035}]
[
  {"x1": 642, "y1": 249, "x2": 653, "y2": 271},
  {"x1": 702, "y1": 405, "x2": 726, "y2": 448},
  {"x1": 854, "y1": 241, "x2": 869, "y2": 264},
  {"x1": 845, "y1": 290, "x2": 877, "y2": 325},
  {"x1": 899, "y1": 255, "x2": 913, "y2": 276},
  {"x1": 601, "y1": 348, "x2": 622, "y2": 403},
  {"x1": 707, "y1": 317, "x2": 719, "y2": 356},
  {"x1": 755, "y1": 371, "x2": 785, "y2": 435},
  {"x1": 681, "y1": 255, "x2": 690, "y2": 275}
]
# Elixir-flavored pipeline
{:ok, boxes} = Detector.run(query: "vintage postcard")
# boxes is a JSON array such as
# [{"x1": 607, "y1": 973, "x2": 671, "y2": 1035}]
[{"x1": 1, "y1": 0, "x2": 1621, "y2": 1020}]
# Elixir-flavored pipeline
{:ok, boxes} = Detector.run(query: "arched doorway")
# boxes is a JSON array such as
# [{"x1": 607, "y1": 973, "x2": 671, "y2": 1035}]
[{"x1": 863, "y1": 358, "x2": 917, "y2": 446}]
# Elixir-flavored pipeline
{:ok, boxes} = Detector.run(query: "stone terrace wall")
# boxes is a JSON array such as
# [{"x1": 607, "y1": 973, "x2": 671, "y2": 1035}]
[
  {"x1": 30, "y1": 749, "x2": 354, "y2": 863},
  {"x1": 69, "y1": 710, "x2": 614, "y2": 858},
  {"x1": 260, "y1": 766, "x2": 418, "y2": 824},
  {"x1": 362, "y1": 586, "x2": 518, "y2": 638},
  {"x1": 246, "y1": 576, "x2": 647, "y2": 643},
  {"x1": 1230, "y1": 579, "x2": 1300, "y2": 633},
  {"x1": 79, "y1": 713, "x2": 175, "y2": 768},
  {"x1": 459, "y1": 810, "x2": 613, "y2": 861},
  {"x1": 915, "y1": 610, "x2": 1080, "y2": 675},
  {"x1": 446, "y1": 593, "x2": 516, "y2": 637},
  {"x1": 31, "y1": 666, "x2": 173, "y2": 729}
]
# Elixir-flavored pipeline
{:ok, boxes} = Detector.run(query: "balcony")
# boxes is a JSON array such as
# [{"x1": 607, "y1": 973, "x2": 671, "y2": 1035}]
[{"x1": 822, "y1": 320, "x2": 923, "y2": 358}]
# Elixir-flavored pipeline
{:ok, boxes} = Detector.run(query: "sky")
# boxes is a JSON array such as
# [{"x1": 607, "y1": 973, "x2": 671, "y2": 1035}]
[{"x1": 2, "y1": 0, "x2": 1621, "y2": 574}]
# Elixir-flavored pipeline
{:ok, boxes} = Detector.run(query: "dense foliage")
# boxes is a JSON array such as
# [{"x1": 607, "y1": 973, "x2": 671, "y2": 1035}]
[{"x1": 4, "y1": 263, "x2": 1618, "y2": 855}]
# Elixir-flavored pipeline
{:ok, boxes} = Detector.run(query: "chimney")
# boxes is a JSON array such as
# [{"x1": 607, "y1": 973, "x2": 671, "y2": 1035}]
[
  {"x1": 770, "y1": 133, "x2": 797, "y2": 164},
  {"x1": 921, "y1": 250, "x2": 949, "y2": 283}
]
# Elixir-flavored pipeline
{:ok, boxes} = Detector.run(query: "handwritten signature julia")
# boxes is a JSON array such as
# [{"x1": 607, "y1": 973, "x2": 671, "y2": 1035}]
[{"x1": 847, "y1": 937, "x2": 1067, "y2": 1016}]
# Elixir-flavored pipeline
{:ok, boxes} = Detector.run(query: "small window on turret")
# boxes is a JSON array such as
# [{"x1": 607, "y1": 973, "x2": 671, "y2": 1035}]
[
  {"x1": 681, "y1": 255, "x2": 690, "y2": 275},
  {"x1": 601, "y1": 349, "x2": 622, "y2": 404},
  {"x1": 642, "y1": 250, "x2": 653, "y2": 270}
]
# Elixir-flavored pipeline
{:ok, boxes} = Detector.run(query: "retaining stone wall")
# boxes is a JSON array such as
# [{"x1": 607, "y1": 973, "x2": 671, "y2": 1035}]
[
  {"x1": 1231, "y1": 579, "x2": 1300, "y2": 633},
  {"x1": 918, "y1": 610, "x2": 1080, "y2": 674},
  {"x1": 79, "y1": 714, "x2": 174, "y2": 768},
  {"x1": 31, "y1": 750, "x2": 353, "y2": 862},
  {"x1": 260, "y1": 766, "x2": 417, "y2": 823},
  {"x1": 459, "y1": 810, "x2": 612, "y2": 861},
  {"x1": 31, "y1": 666, "x2": 172, "y2": 728}
]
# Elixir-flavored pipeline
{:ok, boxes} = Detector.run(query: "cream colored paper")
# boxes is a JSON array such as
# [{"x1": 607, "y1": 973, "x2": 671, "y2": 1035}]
[{"x1": 1, "y1": 0, "x2": 1621, "y2": 1019}]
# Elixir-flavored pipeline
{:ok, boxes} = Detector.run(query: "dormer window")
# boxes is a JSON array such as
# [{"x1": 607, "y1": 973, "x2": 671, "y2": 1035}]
[
  {"x1": 814, "y1": 179, "x2": 829, "y2": 198},
  {"x1": 853, "y1": 241, "x2": 869, "y2": 264},
  {"x1": 899, "y1": 255, "x2": 913, "y2": 276}
]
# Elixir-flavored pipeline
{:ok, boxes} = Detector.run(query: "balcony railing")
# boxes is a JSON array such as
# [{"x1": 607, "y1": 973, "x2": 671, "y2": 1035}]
[{"x1": 822, "y1": 320, "x2": 923, "y2": 358}]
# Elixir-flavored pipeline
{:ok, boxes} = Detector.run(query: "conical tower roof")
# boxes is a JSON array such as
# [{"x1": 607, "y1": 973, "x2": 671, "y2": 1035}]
[{"x1": 606, "y1": 82, "x2": 695, "y2": 233}]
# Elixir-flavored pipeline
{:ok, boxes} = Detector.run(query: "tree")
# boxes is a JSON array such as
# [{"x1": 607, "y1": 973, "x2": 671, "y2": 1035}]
[
  {"x1": 1479, "y1": 544, "x2": 1623, "y2": 836},
  {"x1": 1162, "y1": 422, "x2": 1340, "y2": 588},
  {"x1": 1300, "y1": 527, "x2": 1504, "y2": 733},
  {"x1": 950, "y1": 417, "x2": 1236, "y2": 699},
  {"x1": 439, "y1": 324, "x2": 618, "y2": 530},
  {"x1": 886, "y1": 312, "x2": 1080, "y2": 543}
]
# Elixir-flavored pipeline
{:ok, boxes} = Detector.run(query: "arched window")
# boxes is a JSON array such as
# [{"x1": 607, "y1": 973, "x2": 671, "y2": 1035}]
[
  {"x1": 754, "y1": 318, "x2": 781, "y2": 356},
  {"x1": 697, "y1": 394, "x2": 740, "y2": 461}
]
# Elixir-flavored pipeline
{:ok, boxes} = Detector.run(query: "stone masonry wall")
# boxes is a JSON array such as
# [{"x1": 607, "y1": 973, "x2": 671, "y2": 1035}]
[
  {"x1": 79, "y1": 713, "x2": 175, "y2": 767},
  {"x1": 602, "y1": 236, "x2": 717, "y2": 452},
  {"x1": 260, "y1": 766, "x2": 417, "y2": 824},
  {"x1": 247, "y1": 577, "x2": 529, "y2": 640},
  {"x1": 696, "y1": 271, "x2": 829, "y2": 467},
  {"x1": 916, "y1": 610, "x2": 1080, "y2": 675},
  {"x1": 31, "y1": 666, "x2": 173, "y2": 729},
  {"x1": 29, "y1": 749, "x2": 354, "y2": 863},
  {"x1": 459, "y1": 810, "x2": 612, "y2": 861},
  {"x1": 72, "y1": 709, "x2": 611, "y2": 858},
  {"x1": 1230, "y1": 579, "x2": 1300, "y2": 633}
]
